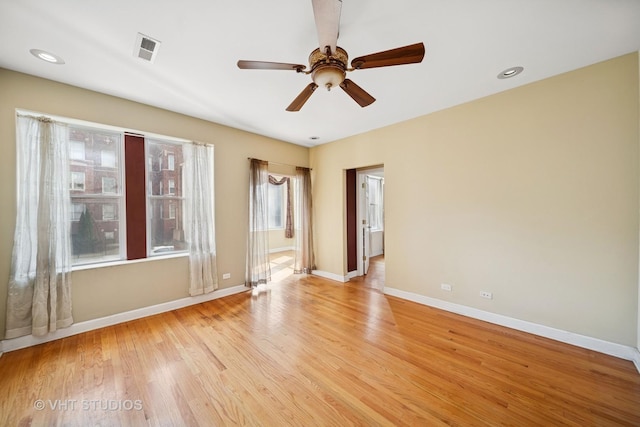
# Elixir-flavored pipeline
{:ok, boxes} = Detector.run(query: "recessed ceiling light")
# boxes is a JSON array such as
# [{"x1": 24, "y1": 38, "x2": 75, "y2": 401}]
[
  {"x1": 30, "y1": 49, "x2": 65, "y2": 65},
  {"x1": 497, "y1": 66, "x2": 523, "y2": 79}
]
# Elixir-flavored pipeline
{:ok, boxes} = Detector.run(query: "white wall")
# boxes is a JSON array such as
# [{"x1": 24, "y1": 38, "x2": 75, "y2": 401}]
[{"x1": 370, "y1": 231, "x2": 384, "y2": 257}]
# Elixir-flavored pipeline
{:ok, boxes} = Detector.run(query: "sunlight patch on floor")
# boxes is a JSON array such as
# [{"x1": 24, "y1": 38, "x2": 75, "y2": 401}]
[{"x1": 270, "y1": 251, "x2": 294, "y2": 281}]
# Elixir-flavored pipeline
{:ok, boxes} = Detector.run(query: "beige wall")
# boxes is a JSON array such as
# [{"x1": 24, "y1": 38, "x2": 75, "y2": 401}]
[
  {"x1": 0, "y1": 69, "x2": 309, "y2": 340},
  {"x1": 269, "y1": 230, "x2": 294, "y2": 251},
  {"x1": 311, "y1": 53, "x2": 640, "y2": 346},
  {"x1": 2, "y1": 53, "x2": 639, "y2": 349}
]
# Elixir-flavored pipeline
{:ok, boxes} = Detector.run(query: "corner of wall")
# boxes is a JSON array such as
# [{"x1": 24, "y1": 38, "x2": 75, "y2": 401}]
[{"x1": 637, "y1": 49, "x2": 640, "y2": 356}]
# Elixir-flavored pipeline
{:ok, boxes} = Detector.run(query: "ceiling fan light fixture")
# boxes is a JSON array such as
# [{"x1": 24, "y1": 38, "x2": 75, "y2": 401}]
[
  {"x1": 309, "y1": 46, "x2": 348, "y2": 91},
  {"x1": 498, "y1": 66, "x2": 524, "y2": 79},
  {"x1": 312, "y1": 65, "x2": 345, "y2": 90}
]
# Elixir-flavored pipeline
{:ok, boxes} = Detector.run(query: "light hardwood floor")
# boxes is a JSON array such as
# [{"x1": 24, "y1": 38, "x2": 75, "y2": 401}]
[{"x1": 1, "y1": 267, "x2": 639, "y2": 426}]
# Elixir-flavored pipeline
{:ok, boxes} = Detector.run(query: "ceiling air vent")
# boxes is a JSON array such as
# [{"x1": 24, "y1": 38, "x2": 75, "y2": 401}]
[{"x1": 134, "y1": 33, "x2": 161, "y2": 63}]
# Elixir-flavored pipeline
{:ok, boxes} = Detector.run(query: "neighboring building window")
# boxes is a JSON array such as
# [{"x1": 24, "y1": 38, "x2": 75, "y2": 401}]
[
  {"x1": 102, "y1": 204, "x2": 116, "y2": 221},
  {"x1": 70, "y1": 172, "x2": 85, "y2": 191},
  {"x1": 101, "y1": 150, "x2": 116, "y2": 168},
  {"x1": 102, "y1": 177, "x2": 117, "y2": 194},
  {"x1": 167, "y1": 154, "x2": 175, "y2": 171},
  {"x1": 104, "y1": 231, "x2": 115, "y2": 240},
  {"x1": 169, "y1": 203, "x2": 176, "y2": 219},
  {"x1": 70, "y1": 140, "x2": 85, "y2": 160},
  {"x1": 168, "y1": 179, "x2": 176, "y2": 195},
  {"x1": 71, "y1": 203, "x2": 85, "y2": 221}
]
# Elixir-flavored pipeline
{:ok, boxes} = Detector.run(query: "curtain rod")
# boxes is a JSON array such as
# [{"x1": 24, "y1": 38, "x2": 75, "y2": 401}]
[{"x1": 247, "y1": 157, "x2": 312, "y2": 170}]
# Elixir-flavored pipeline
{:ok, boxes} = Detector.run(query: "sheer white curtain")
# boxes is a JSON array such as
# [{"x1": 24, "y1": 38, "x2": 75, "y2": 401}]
[
  {"x1": 183, "y1": 143, "x2": 218, "y2": 296},
  {"x1": 294, "y1": 167, "x2": 316, "y2": 274},
  {"x1": 246, "y1": 159, "x2": 271, "y2": 286},
  {"x1": 6, "y1": 115, "x2": 73, "y2": 339}
]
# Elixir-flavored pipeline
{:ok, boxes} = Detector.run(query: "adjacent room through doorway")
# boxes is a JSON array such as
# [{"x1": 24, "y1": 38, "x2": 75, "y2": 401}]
[
  {"x1": 346, "y1": 165, "x2": 385, "y2": 290},
  {"x1": 267, "y1": 172, "x2": 295, "y2": 281}
]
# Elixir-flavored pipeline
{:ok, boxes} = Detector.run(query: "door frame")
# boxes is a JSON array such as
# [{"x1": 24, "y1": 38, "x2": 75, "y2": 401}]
[{"x1": 355, "y1": 166, "x2": 384, "y2": 277}]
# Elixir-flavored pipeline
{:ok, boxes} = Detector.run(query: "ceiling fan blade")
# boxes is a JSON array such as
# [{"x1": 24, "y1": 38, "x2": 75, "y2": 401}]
[
  {"x1": 237, "y1": 60, "x2": 306, "y2": 71},
  {"x1": 311, "y1": 0, "x2": 342, "y2": 54},
  {"x1": 340, "y1": 79, "x2": 376, "y2": 107},
  {"x1": 350, "y1": 42, "x2": 425, "y2": 70},
  {"x1": 286, "y1": 83, "x2": 319, "y2": 112}
]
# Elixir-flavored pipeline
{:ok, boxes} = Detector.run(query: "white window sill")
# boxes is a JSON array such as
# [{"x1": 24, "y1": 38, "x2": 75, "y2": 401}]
[{"x1": 72, "y1": 252, "x2": 188, "y2": 272}]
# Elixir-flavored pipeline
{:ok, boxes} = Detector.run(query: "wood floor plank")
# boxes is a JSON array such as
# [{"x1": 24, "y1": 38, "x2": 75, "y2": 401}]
[{"x1": 1, "y1": 262, "x2": 639, "y2": 426}]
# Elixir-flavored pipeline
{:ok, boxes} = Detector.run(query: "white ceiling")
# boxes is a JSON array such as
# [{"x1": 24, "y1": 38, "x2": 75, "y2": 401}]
[{"x1": 1, "y1": 0, "x2": 639, "y2": 147}]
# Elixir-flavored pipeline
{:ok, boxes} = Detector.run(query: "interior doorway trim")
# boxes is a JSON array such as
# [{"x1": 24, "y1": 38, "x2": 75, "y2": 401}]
[{"x1": 355, "y1": 165, "x2": 384, "y2": 277}]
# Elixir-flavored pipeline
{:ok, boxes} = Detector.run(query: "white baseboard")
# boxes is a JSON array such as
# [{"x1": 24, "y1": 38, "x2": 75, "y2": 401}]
[
  {"x1": 345, "y1": 270, "x2": 360, "y2": 281},
  {"x1": 269, "y1": 246, "x2": 294, "y2": 254},
  {"x1": 0, "y1": 284, "x2": 248, "y2": 354},
  {"x1": 384, "y1": 286, "x2": 640, "y2": 374},
  {"x1": 312, "y1": 270, "x2": 348, "y2": 283}
]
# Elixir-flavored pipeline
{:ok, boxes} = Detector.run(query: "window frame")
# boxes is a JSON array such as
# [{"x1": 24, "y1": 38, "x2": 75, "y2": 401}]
[
  {"x1": 101, "y1": 149, "x2": 116, "y2": 168},
  {"x1": 17, "y1": 110, "x2": 199, "y2": 269},
  {"x1": 71, "y1": 203, "x2": 85, "y2": 222},
  {"x1": 145, "y1": 138, "x2": 186, "y2": 258},
  {"x1": 102, "y1": 204, "x2": 116, "y2": 221},
  {"x1": 70, "y1": 171, "x2": 86, "y2": 191},
  {"x1": 267, "y1": 175, "x2": 287, "y2": 231},
  {"x1": 101, "y1": 176, "x2": 117, "y2": 194},
  {"x1": 367, "y1": 175, "x2": 384, "y2": 232},
  {"x1": 67, "y1": 124, "x2": 125, "y2": 266},
  {"x1": 70, "y1": 140, "x2": 85, "y2": 161}
]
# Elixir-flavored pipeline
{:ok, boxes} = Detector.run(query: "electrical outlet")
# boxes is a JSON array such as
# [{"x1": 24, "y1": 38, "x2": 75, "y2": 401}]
[
  {"x1": 480, "y1": 291, "x2": 493, "y2": 299},
  {"x1": 441, "y1": 283, "x2": 452, "y2": 291},
  {"x1": 222, "y1": 273, "x2": 231, "y2": 280}
]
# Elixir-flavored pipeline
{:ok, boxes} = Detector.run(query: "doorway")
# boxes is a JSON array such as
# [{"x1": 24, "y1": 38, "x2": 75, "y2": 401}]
[
  {"x1": 346, "y1": 166, "x2": 385, "y2": 285},
  {"x1": 267, "y1": 172, "x2": 295, "y2": 281}
]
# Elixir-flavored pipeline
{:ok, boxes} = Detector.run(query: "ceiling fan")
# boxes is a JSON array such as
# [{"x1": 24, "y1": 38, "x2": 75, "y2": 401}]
[{"x1": 237, "y1": 0, "x2": 425, "y2": 111}]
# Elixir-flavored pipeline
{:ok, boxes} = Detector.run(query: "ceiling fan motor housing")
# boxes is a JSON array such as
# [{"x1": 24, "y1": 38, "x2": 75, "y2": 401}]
[{"x1": 310, "y1": 46, "x2": 348, "y2": 90}]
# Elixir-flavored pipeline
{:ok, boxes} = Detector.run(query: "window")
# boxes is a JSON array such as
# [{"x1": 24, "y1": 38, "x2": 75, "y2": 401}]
[
  {"x1": 69, "y1": 127, "x2": 123, "y2": 265},
  {"x1": 367, "y1": 175, "x2": 384, "y2": 231},
  {"x1": 102, "y1": 177, "x2": 117, "y2": 194},
  {"x1": 147, "y1": 139, "x2": 184, "y2": 256},
  {"x1": 268, "y1": 179, "x2": 285, "y2": 229},
  {"x1": 102, "y1": 204, "x2": 116, "y2": 221},
  {"x1": 71, "y1": 203, "x2": 85, "y2": 221},
  {"x1": 70, "y1": 172, "x2": 85, "y2": 191},
  {"x1": 70, "y1": 141, "x2": 85, "y2": 160},
  {"x1": 16, "y1": 112, "x2": 212, "y2": 268},
  {"x1": 101, "y1": 150, "x2": 116, "y2": 168}
]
